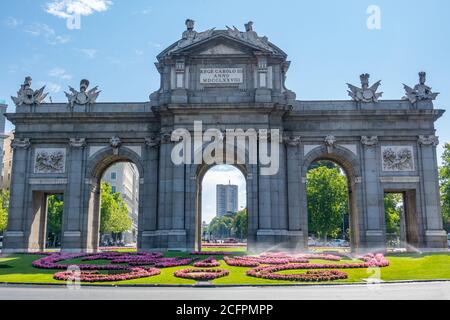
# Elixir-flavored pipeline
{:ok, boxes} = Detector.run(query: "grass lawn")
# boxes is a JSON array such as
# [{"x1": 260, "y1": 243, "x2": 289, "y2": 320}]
[
  {"x1": 0, "y1": 252, "x2": 449, "y2": 286},
  {"x1": 199, "y1": 247, "x2": 247, "y2": 253}
]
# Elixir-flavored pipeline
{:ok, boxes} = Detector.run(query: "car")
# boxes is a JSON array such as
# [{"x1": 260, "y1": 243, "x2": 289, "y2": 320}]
[
  {"x1": 0, "y1": 235, "x2": 3, "y2": 249},
  {"x1": 327, "y1": 239, "x2": 350, "y2": 247},
  {"x1": 307, "y1": 237, "x2": 317, "y2": 246},
  {"x1": 224, "y1": 238, "x2": 238, "y2": 244}
]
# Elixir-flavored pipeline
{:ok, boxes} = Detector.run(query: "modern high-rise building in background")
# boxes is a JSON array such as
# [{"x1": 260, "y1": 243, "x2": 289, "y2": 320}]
[
  {"x1": 216, "y1": 183, "x2": 238, "y2": 217},
  {"x1": 102, "y1": 162, "x2": 139, "y2": 244}
]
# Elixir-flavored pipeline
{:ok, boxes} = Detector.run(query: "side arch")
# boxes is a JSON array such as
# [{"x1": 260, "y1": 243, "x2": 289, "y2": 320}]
[
  {"x1": 301, "y1": 146, "x2": 361, "y2": 180},
  {"x1": 86, "y1": 147, "x2": 145, "y2": 181},
  {"x1": 82, "y1": 146, "x2": 145, "y2": 252},
  {"x1": 300, "y1": 145, "x2": 364, "y2": 250}
]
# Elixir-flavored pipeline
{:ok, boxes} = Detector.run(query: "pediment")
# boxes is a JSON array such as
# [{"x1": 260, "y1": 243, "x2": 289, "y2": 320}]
[
  {"x1": 197, "y1": 43, "x2": 247, "y2": 55},
  {"x1": 158, "y1": 31, "x2": 286, "y2": 59}
]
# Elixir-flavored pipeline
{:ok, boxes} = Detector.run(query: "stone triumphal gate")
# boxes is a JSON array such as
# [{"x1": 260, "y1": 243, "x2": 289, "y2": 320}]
[{"x1": 3, "y1": 21, "x2": 447, "y2": 253}]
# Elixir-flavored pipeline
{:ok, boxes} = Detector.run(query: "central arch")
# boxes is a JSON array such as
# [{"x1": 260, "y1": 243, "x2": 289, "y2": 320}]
[
  {"x1": 301, "y1": 146, "x2": 363, "y2": 250},
  {"x1": 195, "y1": 163, "x2": 248, "y2": 251}
]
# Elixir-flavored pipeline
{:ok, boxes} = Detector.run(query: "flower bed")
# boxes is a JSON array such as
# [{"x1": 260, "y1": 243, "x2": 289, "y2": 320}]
[
  {"x1": 32, "y1": 252, "x2": 193, "y2": 270},
  {"x1": 174, "y1": 268, "x2": 230, "y2": 281},
  {"x1": 247, "y1": 265, "x2": 348, "y2": 282},
  {"x1": 223, "y1": 255, "x2": 309, "y2": 267},
  {"x1": 54, "y1": 267, "x2": 160, "y2": 283},
  {"x1": 194, "y1": 257, "x2": 220, "y2": 268},
  {"x1": 31, "y1": 251, "x2": 389, "y2": 284},
  {"x1": 201, "y1": 243, "x2": 246, "y2": 248},
  {"x1": 154, "y1": 258, "x2": 195, "y2": 268},
  {"x1": 191, "y1": 251, "x2": 238, "y2": 256},
  {"x1": 259, "y1": 252, "x2": 342, "y2": 262},
  {"x1": 223, "y1": 256, "x2": 260, "y2": 267}
]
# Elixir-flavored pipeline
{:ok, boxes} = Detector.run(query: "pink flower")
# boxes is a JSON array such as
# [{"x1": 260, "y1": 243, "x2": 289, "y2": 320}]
[{"x1": 174, "y1": 268, "x2": 230, "y2": 281}]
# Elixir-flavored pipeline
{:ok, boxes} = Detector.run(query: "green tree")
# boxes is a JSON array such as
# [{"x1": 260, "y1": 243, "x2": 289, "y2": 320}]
[
  {"x1": 233, "y1": 208, "x2": 248, "y2": 239},
  {"x1": 307, "y1": 166, "x2": 348, "y2": 241},
  {"x1": 100, "y1": 182, "x2": 132, "y2": 241},
  {"x1": 308, "y1": 160, "x2": 338, "y2": 171},
  {"x1": 46, "y1": 195, "x2": 64, "y2": 247},
  {"x1": 439, "y1": 143, "x2": 450, "y2": 232},
  {"x1": 208, "y1": 215, "x2": 234, "y2": 239},
  {"x1": 0, "y1": 190, "x2": 10, "y2": 233},
  {"x1": 384, "y1": 193, "x2": 402, "y2": 236}
]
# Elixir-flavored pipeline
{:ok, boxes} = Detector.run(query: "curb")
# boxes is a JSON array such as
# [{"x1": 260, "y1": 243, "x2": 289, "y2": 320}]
[{"x1": 0, "y1": 279, "x2": 449, "y2": 289}]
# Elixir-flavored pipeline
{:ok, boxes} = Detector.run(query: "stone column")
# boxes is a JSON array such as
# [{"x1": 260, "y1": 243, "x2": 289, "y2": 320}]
[
  {"x1": 255, "y1": 56, "x2": 272, "y2": 103},
  {"x1": 256, "y1": 131, "x2": 272, "y2": 245},
  {"x1": 61, "y1": 138, "x2": 86, "y2": 252},
  {"x1": 171, "y1": 59, "x2": 188, "y2": 103},
  {"x1": 184, "y1": 165, "x2": 197, "y2": 251},
  {"x1": 3, "y1": 138, "x2": 31, "y2": 252},
  {"x1": 140, "y1": 136, "x2": 160, "y2": 250},
  {"x1": 361, "y1": 136, "x2": 385, "y2": 249},
  {"x1": 157, "y1": 134, "x2": 172, "y2": 230},
  {"x1": 246, "y1": 164, "x2": 259, "y2": 252},
  {"x1": 170, "y1": 159, "x2": 186, "y2": 249},
  {"x1": 284, "y1": 135, "x2": 304, "y2": 249},
  {"x1": 418, "y1": 135, "x2": 447, "y2": 248},
  {"x1": 156, "y1": 133, "x2": 187, "y2": 250}
]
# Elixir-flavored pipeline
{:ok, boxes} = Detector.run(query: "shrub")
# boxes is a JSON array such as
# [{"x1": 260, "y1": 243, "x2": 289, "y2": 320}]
[
  {"x1": 194, "y1": 257, "x2": 220, "y2": 268},
  {"x1": 247, "y1": 265, "x2": 348, "y2": 282},
  {"x1": 54, "y1": 267, "x2": 160, "y2": 282},
  {"x1": 174, "y1": 268, "x2": 230, "y2": 281}
]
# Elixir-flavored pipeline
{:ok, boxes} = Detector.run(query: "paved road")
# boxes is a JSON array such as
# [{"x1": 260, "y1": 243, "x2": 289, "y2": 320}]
[{"x1": 0, "y1": 282, "x2": 449, "y2": 300}]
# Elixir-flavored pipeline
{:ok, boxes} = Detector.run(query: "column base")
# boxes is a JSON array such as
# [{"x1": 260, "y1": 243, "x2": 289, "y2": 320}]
[
  {"x1": 254, "y1": 230, "x2": 305, "y2": 253},
  {"x1": 362, "y1": 230, "x2": 387, "y2": 251},
  {"x1": 425, "y1": 230, "x2": 448, "y2": 249},
  {"x1": 140, "y1": 230, "x2": 188, "y2": 251}
]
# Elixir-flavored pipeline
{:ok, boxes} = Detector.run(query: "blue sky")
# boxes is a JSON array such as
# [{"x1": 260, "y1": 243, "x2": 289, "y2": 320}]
[{"x1": 1, "y1": 0, "x2": 449, "y2": 222}]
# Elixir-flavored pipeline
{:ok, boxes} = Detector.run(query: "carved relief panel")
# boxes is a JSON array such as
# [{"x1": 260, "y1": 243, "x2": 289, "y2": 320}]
[
  {"x1": 381, "y1": 146, "x2": 415, "y2": 172},
  {"x1": 34, "y1": 148, "x2": 66, "y2": 174}
]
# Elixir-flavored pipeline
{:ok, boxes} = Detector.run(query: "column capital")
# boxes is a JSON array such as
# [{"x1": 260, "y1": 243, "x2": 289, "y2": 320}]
[
  {"x1": 418, "y1": 135, "x2": 439, "y2": 146},
  {"x1": 145, "y1": 135, "x2": 161, "y2": 148},
  {"x1": 160, "y1": 133, "x2": 172, "y2": 144},
  {"x1": 361, "y1": 136, "x2": 379, "y2": 146},
  {"x1": 69, "y1": 138, "x2": 86, "y2": 148},
  {"x1": 283, "y1": 135, "x2": 301, "y2": 147},
  {"x1": 11, "y1": 138, "x2": 31, "y2": 149}
]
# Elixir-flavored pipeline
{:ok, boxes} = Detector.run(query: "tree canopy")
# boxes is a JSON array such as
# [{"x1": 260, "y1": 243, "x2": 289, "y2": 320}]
[
  {"x1": 100, "y1": 182, "x2": 132, "y2": 235},
  {"x1": 384, "y1": 193, "x2": 402, "y2": 236},
  {"x1": 232, "y1": 208, "x2": 248, "y2": 239},
  {"x1": 0, "y1": 189, "x2": 9, "y2": 232},
  {"x1": 306, "y1": 165, "x2": 348, "y2": 240},
  {"x1": 46, "y1": 194, "x2": 64, "y2": 247},
  {"x1": 205, "y1": 208, "x2": 248, "y2": 240},
  {"x1": 439, "y1": 143, "x2": 450, "y2": 231}
]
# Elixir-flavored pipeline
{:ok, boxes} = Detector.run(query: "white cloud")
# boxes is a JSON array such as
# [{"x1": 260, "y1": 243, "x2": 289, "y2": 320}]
[
  {"x1": 132, "y1": 6, "x2": 152, "y2": 15},
  {"x1": 38, "y1": 81, "x2": 62, "y2": 94},
  {"x1": 49, "y1": 67, "x2": 72, "y2": 80},
  {"x1": 148, "y1": 41, "x2": 162, "y2": 49},
  {"x1": 47, "y1": 82, "x2": 62, "y2": 93},
  {"x1": 46, "y1": 0, "x2": 113, "y2": 18},
  {"x1": 4, "y1": 17, "x2": 22, "y2": 28},
  {"x1": 134, "y1": 49, "x2": 144, "y2": 56},
  {"x1": 24, "y1": 23, "x2": 71, "y2": 45},
  {"x1": 77, "y1": 48, "x2": 97, "y2": 59},
  {"x1": 24, "y1": 23, "x2": 54, "y2": 36},
  {"x1": 53, "y1": 35, "x2": 71, "y2": 44}
]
